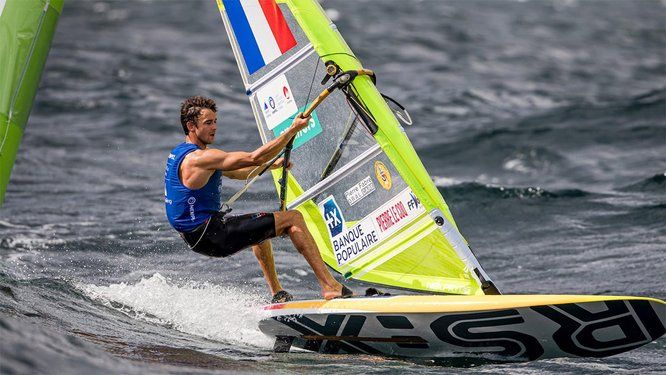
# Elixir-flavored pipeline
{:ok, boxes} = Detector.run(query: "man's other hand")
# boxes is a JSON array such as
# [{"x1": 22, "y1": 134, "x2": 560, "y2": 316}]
[
  {"x1": 272, "y1": 157, "x2": 293, "y2": 170},
  {"x1": 290, "y1": 113, "x2": 311, "y2": 133}
]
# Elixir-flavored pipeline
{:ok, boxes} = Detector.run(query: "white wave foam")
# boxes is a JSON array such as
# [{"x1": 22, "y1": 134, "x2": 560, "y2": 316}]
[
  {"x1": 431, "y1": 176, "x2": 462, "y2": 187},
  {"x1": 79, "y1": 273, "x2": 273, "y2": 349},
  {"x1": 0, "y1": 220, "x2": 30, "y2": 229},
  {"x1": 1, "y1": 236, "x2": 67, "y2": 251},
  {"x1": 503, "y1": 157, "x2": 532, "y2": 173}
]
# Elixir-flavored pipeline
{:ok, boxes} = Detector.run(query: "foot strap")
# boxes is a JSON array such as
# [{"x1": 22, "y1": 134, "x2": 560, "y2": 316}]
[
  {"x1": 271, "y1": 290, "x2": 294, "y2": 304},
  {"x1": 365, "y1": 287, "x2": 390, "y2": 297},
  {"x1": 332, "y1": 285, "x2": 354, "y2": 299}
]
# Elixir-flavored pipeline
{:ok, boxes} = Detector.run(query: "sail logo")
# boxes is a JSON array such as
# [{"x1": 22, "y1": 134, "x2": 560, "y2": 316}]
[
  {"x1": 320, "y1": 188, "x2": 425, "y2": 266},
  {"x1": 408, "y1": 192, "x2": 420, "y2": 211},
  {"x1": 272, "y1": 105, "x2": 322, "y2": 150},
  {"x1": 257, "y1": 74, "x2": 298, "y2": 130},
  {"x1": 321, "y1": 196, "x2": 344, "y2": 237},
  {"x1": 374, "y1": 161, "x2": 392, "y2": 190},
  {"x1": 375, "y1": 201, "x2": 409, "y2": 233},
  {"x1": 344, "y1": 176, "x2": 376, "y2": 206},
  {"x1": 320, "y1": 195, "x2": 380, "y2": 266}
]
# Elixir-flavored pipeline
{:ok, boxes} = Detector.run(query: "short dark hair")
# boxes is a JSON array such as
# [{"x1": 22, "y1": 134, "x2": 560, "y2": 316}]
[{"x1": 180, "y1": 96, "x2": 217, "y2": 135}]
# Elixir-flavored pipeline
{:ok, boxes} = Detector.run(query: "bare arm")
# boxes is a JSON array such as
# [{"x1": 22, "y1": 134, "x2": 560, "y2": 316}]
[
  {"x1": 222, "y1": 166, "x2": 257, "y2": 180},
  {"x1": 192, "y1": 114, "x2": 310, "y2": 172},
  {"x1": 222, "y1": 157, "x2": 291, "y2": 180}
]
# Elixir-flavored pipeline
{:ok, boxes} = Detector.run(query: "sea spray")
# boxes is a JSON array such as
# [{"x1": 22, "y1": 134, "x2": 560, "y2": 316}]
[{"x1": 79, "y1": 273, "x2": 273, "y2": 349}]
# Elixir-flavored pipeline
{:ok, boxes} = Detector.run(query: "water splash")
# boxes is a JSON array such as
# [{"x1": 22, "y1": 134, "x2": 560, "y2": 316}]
[{"x1": 79, "y1": 273, "x2": 273, "y2": 349}]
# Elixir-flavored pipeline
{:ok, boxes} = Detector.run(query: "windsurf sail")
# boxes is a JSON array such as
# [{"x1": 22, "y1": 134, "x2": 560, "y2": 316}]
[
  {"x1": 0, "y1": 0, "x2": 63, "y2": 206},
  {"x1": 216, "y1": 0, "x2": 497, "y2": 296}
]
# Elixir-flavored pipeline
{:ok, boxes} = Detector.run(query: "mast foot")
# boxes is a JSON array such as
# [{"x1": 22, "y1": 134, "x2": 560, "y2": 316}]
[{"x1": 482, "y1": 281, "x2": 502, "y2": 295}]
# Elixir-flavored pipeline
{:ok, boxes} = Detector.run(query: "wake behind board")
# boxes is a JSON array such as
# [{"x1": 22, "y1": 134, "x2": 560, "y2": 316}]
[{"x1": 259, "y1": 295, "x2": 665, "y2": 361}]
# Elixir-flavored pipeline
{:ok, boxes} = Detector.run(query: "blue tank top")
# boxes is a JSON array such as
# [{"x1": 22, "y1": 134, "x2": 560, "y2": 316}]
[{"x1": 164, "y1": 142, "x2": 221, "y2": 232}]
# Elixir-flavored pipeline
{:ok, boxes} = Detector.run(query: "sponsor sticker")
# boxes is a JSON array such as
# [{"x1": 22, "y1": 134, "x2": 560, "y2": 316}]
[
  {"x1": 344, "y1": 176, "x2": 376, "y2": 206},
  {"x1": 375, "y1": 190, "x2": 422, "y2": 235},
  {"x1": 319, "y1": 196, "x2": 345, "y2": 238},
  {"x1": 374, "y1": 161, "x2": 392, "y2": 190},
  {"x1": 271, "y1": 106, "x2": 322, "y2": 150},
  {"x1": 320, "y1": 188, "x2": 425, "y2": 266},
  {"x1": 256, "y1": 74, "x2": 298, "y2": 130}
]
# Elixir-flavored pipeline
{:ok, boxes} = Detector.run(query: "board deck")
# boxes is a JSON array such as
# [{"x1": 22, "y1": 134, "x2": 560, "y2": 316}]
[{"x1": 259, "y1": 295, "x2": 666, "y2": 361}]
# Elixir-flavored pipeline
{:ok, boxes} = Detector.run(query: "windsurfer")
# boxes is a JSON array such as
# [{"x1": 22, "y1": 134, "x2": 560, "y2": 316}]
[{"x1": 164, "y1": 96, "x2": 352, "y2": 302}]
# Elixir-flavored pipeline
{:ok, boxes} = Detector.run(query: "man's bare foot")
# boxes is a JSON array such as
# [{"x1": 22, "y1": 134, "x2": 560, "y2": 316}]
[{"x1": 323, "y1": 284, "x2": 354, "y2": 300}]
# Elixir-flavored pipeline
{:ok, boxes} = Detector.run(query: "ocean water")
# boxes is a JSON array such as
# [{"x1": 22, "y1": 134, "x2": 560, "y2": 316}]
[{"x1": 1, "y1": 0, "x2": 665, "y2": 374}]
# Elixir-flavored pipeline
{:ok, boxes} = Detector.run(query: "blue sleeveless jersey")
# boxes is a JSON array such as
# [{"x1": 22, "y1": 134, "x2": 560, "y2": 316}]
[{"x1": 164, "y1": 143, "x2": 221, "y2": 232}]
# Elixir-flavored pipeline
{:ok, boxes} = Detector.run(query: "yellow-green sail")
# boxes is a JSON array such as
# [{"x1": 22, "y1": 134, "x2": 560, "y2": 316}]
[
  {"x1": 0, "y1": 0, "x2": 64, "y2": 206},
  {"x1": 216, "y1": 0, "x2": 496, "y2": 295}
]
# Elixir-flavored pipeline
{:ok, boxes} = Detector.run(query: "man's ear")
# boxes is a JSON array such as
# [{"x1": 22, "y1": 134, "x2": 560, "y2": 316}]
[{"x1": 186, "y1": 121, "x2": 196, "y2": 132}]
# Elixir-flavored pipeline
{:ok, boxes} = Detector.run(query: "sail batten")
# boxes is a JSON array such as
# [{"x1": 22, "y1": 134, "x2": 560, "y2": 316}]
[
  {"x1": 287, "y1": 144, "x2": 382, "y2": 210},
  {"x1": 217, "y1": 0, "x2": 494, "y2": 296}
]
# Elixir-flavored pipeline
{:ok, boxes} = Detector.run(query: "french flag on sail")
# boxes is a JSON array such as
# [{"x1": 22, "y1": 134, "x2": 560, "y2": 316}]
[{"x1": 223, "y1": 0, "x2": 297, "y2": 74}]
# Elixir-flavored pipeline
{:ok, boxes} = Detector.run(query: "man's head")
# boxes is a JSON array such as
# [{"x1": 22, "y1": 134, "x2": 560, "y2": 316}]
[{"x1": 180, "y1": 96, "x2": 218, "y2": 145}]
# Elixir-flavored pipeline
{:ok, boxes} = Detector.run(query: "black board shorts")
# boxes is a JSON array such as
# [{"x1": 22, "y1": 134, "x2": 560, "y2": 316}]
[{"x1": 180, "y1": 212, "x2": 276, "y2": 257}]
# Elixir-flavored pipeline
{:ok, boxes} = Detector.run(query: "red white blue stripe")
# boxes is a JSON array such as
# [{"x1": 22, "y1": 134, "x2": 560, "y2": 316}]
[{"x1": 224, "y1": 0, "x2": 297, "y2": 74}]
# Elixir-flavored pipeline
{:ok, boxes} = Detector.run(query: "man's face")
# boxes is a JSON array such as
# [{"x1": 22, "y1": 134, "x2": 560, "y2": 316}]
[{"x1": 189, "y1": 108, "x2": 217, "y2": 145}]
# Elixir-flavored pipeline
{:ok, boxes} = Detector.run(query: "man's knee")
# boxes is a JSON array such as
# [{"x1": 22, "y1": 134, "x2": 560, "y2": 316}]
[
  {"x1": 274, "y1": 210, "x2": 304, "y2": 236},
  {"x1": 288, "y1": 210, "x2": 304, "y2": 224}
]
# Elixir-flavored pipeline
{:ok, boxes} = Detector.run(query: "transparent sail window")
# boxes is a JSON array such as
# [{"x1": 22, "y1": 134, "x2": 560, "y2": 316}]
[{"x1": 250, "y1": 56, "x2": 379, "y2": 191}]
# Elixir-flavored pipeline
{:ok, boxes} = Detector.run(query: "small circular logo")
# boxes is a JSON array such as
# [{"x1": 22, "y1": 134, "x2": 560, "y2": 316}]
[
  {"x1": 374, "y1": 161, "x2": 392, "y2": 190},
  {"x1": 268, "y1": 96, "x2": 276, "y2": 109},
  {"x1": 187, "y1": 197, "x2": 196, "y2": 205}
]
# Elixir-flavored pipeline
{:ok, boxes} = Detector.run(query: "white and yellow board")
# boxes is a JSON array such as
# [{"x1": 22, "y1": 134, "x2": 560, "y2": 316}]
[{"x1": 260, "y1": 295, "x2": 665, "y2": 361}]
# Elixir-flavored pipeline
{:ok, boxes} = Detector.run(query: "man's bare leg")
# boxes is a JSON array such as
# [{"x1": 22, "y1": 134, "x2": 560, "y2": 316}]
[
  {"x1": 252, "y1": 240, "x2": 282, "y2": 296},
  {"x1": 273, "y1": 210, "x2": 349, "y2": 299}
]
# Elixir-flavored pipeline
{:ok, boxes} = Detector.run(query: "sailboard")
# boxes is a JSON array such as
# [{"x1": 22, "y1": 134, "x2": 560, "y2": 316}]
[
  {"x1": 261, "y1": 295, "x2": 665, "y2": 361},
  {"x1": 215, "y1": 0, "x2": 665, "y2": 361}
]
